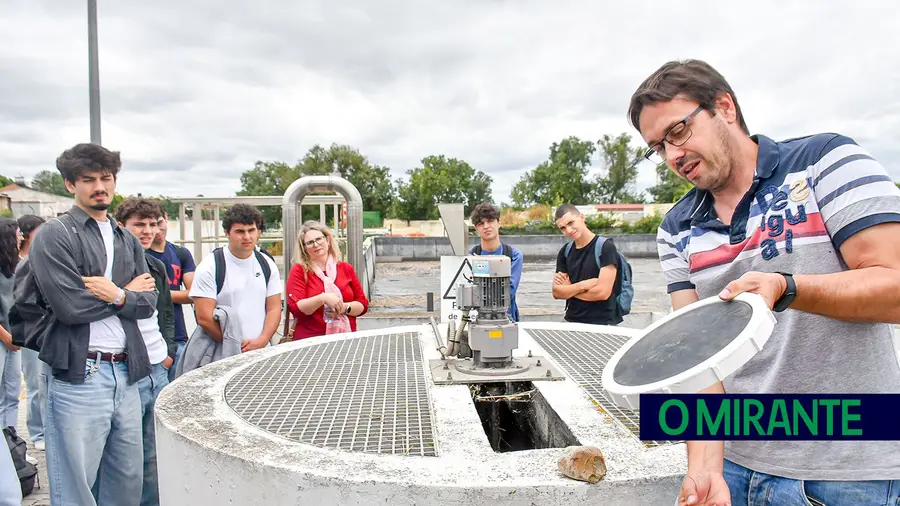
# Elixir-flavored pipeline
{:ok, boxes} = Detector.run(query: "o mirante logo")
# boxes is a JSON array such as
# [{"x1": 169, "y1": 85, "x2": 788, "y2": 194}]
[{"x1": 640, "y1": 394, "x2": 900, "y2": 441}]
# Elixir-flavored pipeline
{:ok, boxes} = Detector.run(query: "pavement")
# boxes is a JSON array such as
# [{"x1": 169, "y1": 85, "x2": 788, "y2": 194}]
[{"x1": 367, "y1": 258, "x2": 674, "y2": 316}]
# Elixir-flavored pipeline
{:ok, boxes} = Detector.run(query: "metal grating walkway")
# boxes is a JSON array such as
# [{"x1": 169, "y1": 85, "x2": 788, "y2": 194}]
[
  {"x1": 225, "y1": 333, "x2": 437, "y2": 457},
  {"x1": 528, "y1": 328, "x2": 674, "y2": 447}
]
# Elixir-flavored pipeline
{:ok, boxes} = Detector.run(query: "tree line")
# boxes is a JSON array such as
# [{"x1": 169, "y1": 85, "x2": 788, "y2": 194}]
[
  {"x1": 14, "y1": 145, "x2": 898, "y2": 226},
  {"x1": 237, "y1": 133, "x2": 695, "y2": 225}
]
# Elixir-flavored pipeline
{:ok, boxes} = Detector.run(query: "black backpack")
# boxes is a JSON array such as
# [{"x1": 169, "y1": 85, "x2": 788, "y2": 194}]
[
  {"x1": 4, "y1": 426, "x2": 37, "y2": 497},
  {"x1": 9, "y1": 212, "x2": 86, "y2": 350},
  {"x1": 213, "y1": 247, "x2": 272, "y2": 295},
  {"x1": 471, "y1": 243, "x2": 514, "y2": 258}
]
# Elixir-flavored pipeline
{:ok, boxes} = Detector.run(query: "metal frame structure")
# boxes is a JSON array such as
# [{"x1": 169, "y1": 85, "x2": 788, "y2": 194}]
[{"x1": 168, "y1": 194, "x2": 346, "y2": 263}]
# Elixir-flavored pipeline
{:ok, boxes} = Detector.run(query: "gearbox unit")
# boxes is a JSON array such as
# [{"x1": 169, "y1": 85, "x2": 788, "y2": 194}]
[{"x1": 429, "y1": 254, "x2": 565, "y2": 385}]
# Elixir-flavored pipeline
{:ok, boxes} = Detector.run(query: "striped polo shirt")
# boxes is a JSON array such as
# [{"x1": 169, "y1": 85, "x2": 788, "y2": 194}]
[{"x1": 657, "y1": 133, "x2": 900, "y2": 480}]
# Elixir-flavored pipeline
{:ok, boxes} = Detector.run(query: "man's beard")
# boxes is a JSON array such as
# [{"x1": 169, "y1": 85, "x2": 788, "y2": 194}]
[{"x1": 89, "y1": 203, "x2": 110, "y2": 211}]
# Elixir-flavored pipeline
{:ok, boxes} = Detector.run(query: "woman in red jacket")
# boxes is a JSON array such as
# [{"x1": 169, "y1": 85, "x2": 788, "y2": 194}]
[{"x1": 285, "y1": 221, "x2": 368, "y2": 340}]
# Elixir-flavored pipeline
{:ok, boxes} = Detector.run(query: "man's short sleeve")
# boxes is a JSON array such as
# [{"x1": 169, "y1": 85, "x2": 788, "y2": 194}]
[
  {"x1": 657, "y1": 222, "x2": 695, "y2": 294},
  {"x1": 188, "y1": 256, "x2": 217, "y2": 300},
  {"x1": 265, "y1": 256, "x2": 282, "y2": 297},
  {"x1": 556, "y1": 246, "x2": 568, "y2": 274},
  {"x1": 810, "y1": 134, "x2": 900, "y2": 249},
  {"x1": 598, "y1": 240, "x2": 617, "y2": 268}
]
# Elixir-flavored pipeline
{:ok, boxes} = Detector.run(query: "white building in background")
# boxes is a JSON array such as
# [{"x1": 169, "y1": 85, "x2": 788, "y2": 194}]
[{"x1": 0, "y1": 184, "x2": 74, "y2": 220}]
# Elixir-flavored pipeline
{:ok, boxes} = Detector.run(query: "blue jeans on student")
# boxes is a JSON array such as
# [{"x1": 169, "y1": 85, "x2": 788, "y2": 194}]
[
  {"x1": 138, "y1": 362, "x2": 169, "y2": 506},
  {"x1": 0, "y1": 347, "x2": 21, "y2": 428},
  {"x1": 723, "y1": 458, "x2": 900, "y2": 505},
  {"x1": 0, "y1": 433, "x2": 21, "y2": 506},
  {"x1": 168, "y1": 340, "x2": 186, "y2": 383},
  {"x1": 45, "y1": 357, "x2": 144, "y2": 506},
  {"x1": 20, "y1": 348, "x2": 46, "y2": 443}
]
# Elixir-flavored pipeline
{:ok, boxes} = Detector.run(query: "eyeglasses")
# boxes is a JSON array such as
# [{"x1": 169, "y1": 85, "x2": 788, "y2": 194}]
[
  {"x1": 304, "y1": 236, "x2": 326, "y2": 248},
  {"x1": 643, "y1": 106, "x2": 704, "y2": 163}
]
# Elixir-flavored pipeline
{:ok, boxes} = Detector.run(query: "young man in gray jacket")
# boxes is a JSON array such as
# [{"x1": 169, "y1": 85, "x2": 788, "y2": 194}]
[{"x1": 28, "y1": 143, "x2": 157, "y2": 506}]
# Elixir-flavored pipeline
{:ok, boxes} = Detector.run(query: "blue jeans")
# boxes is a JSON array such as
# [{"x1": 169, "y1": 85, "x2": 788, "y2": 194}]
[
  {"x1": 168, "y1": 340, "x2": 186, "y2": 383},
  {"x1": 724, "y1": 458, "x2": 900, "y2": 505},
  {"x1": 0, "y1": 432, "x2": 21, "y2": 506},
  {"x1": 0, "y1": 347, "x2": 21, "y2": 428},
  {"x1": 138, "y1": 362, "x2": 169, "y2": 506},
  {"x1": 20, "y1": 348, "x2": 46, "y2": 443},
  {"x1": 45, "y1": 357, "x2": 144, "y2": 506}
]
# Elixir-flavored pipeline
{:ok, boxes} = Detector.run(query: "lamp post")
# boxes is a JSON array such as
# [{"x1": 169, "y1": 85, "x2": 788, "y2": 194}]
[{"x1": 88, "y1": 0, "x2": 101, "y2": 145}]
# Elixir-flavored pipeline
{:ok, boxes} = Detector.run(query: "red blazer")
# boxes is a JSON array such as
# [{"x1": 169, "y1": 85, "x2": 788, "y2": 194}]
[{"x1": 286, "y1": 262, "x2": 369, "y2": 340}]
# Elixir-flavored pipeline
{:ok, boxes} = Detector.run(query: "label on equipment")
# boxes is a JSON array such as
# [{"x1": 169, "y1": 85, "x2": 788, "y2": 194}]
[
  {"x1": 472, "y1": 261, "x2": 490, "y2": 276},
  {"x1": 488, "y1": 330, "x2": 503, "y2": 339}
]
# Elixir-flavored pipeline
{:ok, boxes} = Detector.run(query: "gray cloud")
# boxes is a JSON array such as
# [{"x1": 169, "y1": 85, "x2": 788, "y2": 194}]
[{"x1": 3, "y1": 0, "x2": 900, "y2": 204}]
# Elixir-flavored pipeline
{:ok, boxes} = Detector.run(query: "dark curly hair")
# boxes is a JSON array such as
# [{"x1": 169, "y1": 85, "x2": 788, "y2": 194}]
[
  {"x1": 0, "y1": 219, "x2": 19, "y2": 278},
  {"x1": 470, "y1": 203, "x2": 500, "y2": 226},
  {"x1": 17, "y1": 215, "x2": 45, "y2": 250},
  {"x1": 56, "y1": 143, "x2": 122, "y2": 183},
  {"x1": 115, "y1": 197, "x2": 163, "y2": 225},
  {"x1": 222, "y1": 203, "x2": 264, "y2": 233},
  {"x1": 627, "y1": 59, "x2": 749, "y2": 135}
]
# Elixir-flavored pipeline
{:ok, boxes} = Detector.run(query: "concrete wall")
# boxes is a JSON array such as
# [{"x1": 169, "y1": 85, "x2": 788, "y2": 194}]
[{"x1": 374, "y1": 234, "x2": 658, "y2": 261}]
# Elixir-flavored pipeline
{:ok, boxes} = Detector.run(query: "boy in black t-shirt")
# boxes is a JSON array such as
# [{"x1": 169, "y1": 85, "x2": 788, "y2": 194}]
[{"x1": 552, "y1": 204, "x2": 623, "y2": 326}]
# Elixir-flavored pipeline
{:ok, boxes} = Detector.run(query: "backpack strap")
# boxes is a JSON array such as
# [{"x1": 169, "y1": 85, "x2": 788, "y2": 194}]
[
  {"x1": 214, "y1": 248, "x2": 272, "y2": 295},
  {"x1": 471, "y1": 245, "x2": 482, "y2": 255},
  {"x1": 564, "y1": 241, "x2": 573, "y2": 257},
  {"x1": 254, "y1": 250, "x2": 272, "y2": 286},
  {"x1": 213, "y1": 247, "x2": 226, "y2": 295},
  {"x1": 174, "y1": 244, "x2": 191, "y2": 269},
  {"x1": 501, "y1": 243, "x2": 513, "y2": 259},
  {"x1": 594, "y1": 236, "x2": 606, "y2": 269}
]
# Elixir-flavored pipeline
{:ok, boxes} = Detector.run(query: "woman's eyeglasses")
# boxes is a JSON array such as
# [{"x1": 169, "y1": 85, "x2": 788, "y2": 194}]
[{"x1": 304, "y1": 236, "x2": 326, "y2": 248}]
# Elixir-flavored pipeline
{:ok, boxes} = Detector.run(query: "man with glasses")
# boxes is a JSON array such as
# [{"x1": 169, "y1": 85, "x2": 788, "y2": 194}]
[{"x1": 630, "y1": 59, "x2": 900, "y2": 505}]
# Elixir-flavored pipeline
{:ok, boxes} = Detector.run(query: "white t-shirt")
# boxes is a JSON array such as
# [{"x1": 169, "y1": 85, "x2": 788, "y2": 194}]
[
  {"x1": 89, "y1": 218, "x2": 127, "y2": 352},
  {"x1": 189, "y1": 247, "x2": 282, "y2": 342},
  {"x1": 138, "y1": 309, "x2": 168, "y2": 365}
]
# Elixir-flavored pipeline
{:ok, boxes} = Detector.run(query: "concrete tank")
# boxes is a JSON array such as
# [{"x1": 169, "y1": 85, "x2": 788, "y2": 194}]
[{"x1": 155, "y1": 322, "x2": 686, "y2": 505}]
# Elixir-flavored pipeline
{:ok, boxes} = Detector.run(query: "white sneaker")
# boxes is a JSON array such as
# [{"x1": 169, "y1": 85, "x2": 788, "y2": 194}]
[{"x1": 33, "y1": 440, "x2": 45, "y2": 451}]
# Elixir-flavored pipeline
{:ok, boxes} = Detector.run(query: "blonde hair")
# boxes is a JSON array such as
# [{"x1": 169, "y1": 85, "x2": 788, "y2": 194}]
[{"x1": 294, "y1": 221, "x2": 342, "y2": 278}]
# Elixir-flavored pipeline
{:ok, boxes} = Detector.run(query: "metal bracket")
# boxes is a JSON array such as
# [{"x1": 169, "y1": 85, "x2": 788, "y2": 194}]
[{"x1": 428, "y1": 356, "x2": 566, "y2": 385}]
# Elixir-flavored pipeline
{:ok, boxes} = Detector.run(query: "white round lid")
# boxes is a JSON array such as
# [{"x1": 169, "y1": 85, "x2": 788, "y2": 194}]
[{"x1": 601, "y1": 292, "x2": 777, "y2": 410}]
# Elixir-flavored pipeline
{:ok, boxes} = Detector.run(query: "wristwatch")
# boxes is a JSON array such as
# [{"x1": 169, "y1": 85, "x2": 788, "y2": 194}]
[{"x1": 772, "y1": 272, "x2": 796, "y2": 312}]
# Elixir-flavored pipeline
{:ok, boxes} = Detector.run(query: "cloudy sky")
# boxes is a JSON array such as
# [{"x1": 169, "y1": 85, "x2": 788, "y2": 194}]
[{"x1": 3, "y1": 1, "x2": 899, "y2": 205}]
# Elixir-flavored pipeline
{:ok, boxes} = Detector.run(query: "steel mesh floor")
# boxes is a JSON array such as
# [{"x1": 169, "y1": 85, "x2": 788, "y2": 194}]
[
  {"x1": 527, "y1": 328, "x2": 674, "y2": 447},
  {"x1": 225, "y1": 332, "x2": 437, "y2": 457}
]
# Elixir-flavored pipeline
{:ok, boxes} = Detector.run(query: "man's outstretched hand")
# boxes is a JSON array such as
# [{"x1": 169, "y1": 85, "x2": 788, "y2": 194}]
[{"x1": 680, "y1": 471, "x2": 731, "y2": 506}]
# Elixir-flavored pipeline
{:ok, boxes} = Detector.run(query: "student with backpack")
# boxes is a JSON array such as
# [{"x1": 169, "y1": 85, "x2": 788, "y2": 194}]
[
  {"x1": 189, "y1": 204, "x2": 282, "y2": 351},
  {"x1": 28, "y1": 143, "x2": 158, "y2": 506},
  {"x1": 552, "y1": 204, "x2": 633, "y2": 326},
  {"x1": 468, "y1": 203, "x2": 522, "y2": 322}
]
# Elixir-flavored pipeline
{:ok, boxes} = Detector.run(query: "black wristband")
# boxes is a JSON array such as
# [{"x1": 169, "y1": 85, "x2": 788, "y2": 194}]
[{"x1": 772, "y1": 272, "x2": 796, "y2": 312}]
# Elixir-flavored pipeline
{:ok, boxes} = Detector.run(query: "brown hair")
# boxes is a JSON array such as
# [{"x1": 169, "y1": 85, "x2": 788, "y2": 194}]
[
  {"x1": 294, "y1": 221, "x2": 342, "y2": 279},
  {"x1": 56, "y1": 143, "x2": 122, "y2": 183},
  {"x1": 628, "y1": 59, "x2": 749, "y2": 135},
  {"x1": 470, "y1": 202, "x2": 500, "y2": 225},
  {"x1": 115, "y1": 197, "x2": 163, "y2": 224}
]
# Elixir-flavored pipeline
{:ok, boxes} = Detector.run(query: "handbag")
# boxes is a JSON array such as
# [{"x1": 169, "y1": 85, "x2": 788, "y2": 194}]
[{"x1": 278, "y1": 307, "x2": 294, "y2": 344}]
